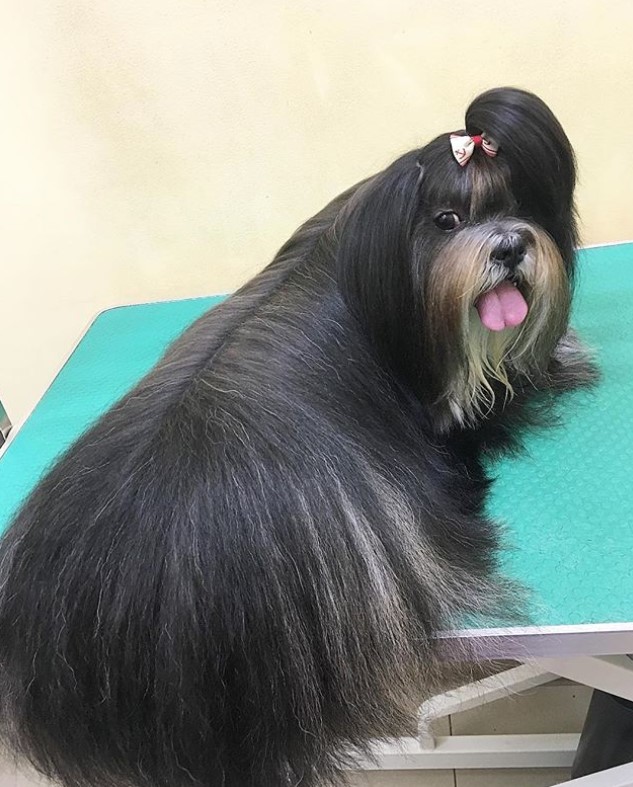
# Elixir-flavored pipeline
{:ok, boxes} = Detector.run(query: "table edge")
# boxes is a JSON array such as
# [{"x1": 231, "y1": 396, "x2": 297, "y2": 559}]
[{"x1": 438, "y1": 623, "x2": 633, "y2": 659}]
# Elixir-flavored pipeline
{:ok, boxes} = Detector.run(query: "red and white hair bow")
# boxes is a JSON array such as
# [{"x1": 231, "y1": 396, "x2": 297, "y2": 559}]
[{"x1": 449, "y1": 133, "x2": 499, "y2": 167}]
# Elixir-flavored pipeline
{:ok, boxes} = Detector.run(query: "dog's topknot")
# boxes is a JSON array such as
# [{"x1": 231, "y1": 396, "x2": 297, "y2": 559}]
[
  {"x1": 465, "y1": 88, "x2": 575, "y2": 178},
  {"x1": 465, "y1": 86, "x2": 578, "y2": 266}
]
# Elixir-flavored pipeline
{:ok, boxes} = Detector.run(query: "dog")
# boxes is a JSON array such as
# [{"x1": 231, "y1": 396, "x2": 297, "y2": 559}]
[{"x1": 0, "y1": 87, "x2": 597, "y2": 786}]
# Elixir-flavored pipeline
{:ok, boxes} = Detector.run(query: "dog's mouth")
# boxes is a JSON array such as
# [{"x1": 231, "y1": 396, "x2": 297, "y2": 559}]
[{"x1": 474, "y1": 280, "x2": 529, "y2": 332}]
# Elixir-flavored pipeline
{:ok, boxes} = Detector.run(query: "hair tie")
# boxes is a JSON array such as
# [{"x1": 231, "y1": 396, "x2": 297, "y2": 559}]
[{"x1": 450, "y1": 133, "x2": 499, "y2": 167}]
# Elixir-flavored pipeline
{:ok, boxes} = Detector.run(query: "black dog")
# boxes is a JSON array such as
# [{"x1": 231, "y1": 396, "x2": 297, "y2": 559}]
[{"x1": 0, "y1": 88, "x2": 597, "y2": 786}]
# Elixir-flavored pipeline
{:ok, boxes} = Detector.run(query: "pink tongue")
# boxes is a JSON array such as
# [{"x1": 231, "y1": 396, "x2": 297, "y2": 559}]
[{"x1": 475, "y1": 281, "x2": 529, "y2": 332}]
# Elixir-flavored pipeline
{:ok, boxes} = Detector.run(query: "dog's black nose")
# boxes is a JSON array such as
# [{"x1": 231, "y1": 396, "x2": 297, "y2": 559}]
[{"x1": 491, "y1": 235, "x2": 526, "y2": 271}]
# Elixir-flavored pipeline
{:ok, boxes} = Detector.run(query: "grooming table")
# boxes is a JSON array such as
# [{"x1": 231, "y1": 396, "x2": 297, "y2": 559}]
[{"x1": 1, "y1": 243, "x2": 633, "y2": 786}]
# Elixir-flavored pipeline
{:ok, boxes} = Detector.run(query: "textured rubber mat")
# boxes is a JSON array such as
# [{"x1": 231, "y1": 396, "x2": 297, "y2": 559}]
[{"x1": 490, "y1": 243, "x2": 633, "y2": 626}]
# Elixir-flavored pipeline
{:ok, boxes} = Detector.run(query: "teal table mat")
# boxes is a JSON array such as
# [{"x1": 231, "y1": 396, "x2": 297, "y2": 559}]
[{"x1": 1, "y1": 245, "x2": 631, "y2": 629}]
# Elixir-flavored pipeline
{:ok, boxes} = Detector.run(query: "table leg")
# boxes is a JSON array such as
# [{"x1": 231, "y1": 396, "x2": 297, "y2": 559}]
[
  {"x1": 571, "y1": 691, "x2": 633, "y2": 778},
  {"x1": 534, "y1": 656, "x2": 633, "y2": 781}
]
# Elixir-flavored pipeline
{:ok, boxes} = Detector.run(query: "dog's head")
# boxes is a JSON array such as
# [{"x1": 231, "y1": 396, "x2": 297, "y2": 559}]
[{"x1": 336, "y1": 87, "x2": 578, "y2": 430}]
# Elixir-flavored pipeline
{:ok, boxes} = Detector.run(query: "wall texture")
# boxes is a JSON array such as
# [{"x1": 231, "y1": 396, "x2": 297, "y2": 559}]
[{"x1": 2, "y1": 0, "x2": 632, "y2": 422}]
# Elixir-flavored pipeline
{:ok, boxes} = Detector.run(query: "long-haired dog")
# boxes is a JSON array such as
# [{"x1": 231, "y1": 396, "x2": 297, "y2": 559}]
[{"x1": 0, "y1": 88, "x2": 597, "y2": 786}]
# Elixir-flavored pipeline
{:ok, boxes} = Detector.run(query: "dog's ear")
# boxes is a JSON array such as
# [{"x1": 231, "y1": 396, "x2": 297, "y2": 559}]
[
  {"x1": 336, "y1": 151, "x2": 425, "y2": 384},
  {"x1": 465, "y1": 88, "x2": 578, "y2": 265}
]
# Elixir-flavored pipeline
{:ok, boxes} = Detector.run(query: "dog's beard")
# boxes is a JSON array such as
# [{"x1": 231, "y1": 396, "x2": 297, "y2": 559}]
[{"x1": 424, "y1": 222, "x2": 571, "y2": 430}]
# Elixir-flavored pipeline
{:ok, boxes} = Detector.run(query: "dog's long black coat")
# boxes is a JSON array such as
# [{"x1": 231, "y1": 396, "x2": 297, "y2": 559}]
[{"x1": 0, "y1": 89, "x2": 596, "y2": 786}]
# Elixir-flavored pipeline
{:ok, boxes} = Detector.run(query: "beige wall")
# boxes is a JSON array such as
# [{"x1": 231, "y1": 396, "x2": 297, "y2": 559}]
[{"x1": 2, "y1": 0, "x2": 632, "y2": 423}]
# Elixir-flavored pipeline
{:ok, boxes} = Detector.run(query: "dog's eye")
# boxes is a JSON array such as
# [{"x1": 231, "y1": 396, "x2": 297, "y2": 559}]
[{"x1": 434, "y1": 211, "x2": 462, "y2": 231}]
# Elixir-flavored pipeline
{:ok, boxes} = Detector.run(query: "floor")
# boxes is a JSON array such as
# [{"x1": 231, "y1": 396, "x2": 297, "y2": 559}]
[{"x1": 0, "y1": 680, "x2": 592, "y2": 787}]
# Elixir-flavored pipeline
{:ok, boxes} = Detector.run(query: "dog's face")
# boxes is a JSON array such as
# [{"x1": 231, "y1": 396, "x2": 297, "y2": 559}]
[
  {"x1": 337, "y1": 88, "x2": 578, "y2": 431},
  {"x1": 414, "y1": 136, "x2": 573, "y2": 427}
]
